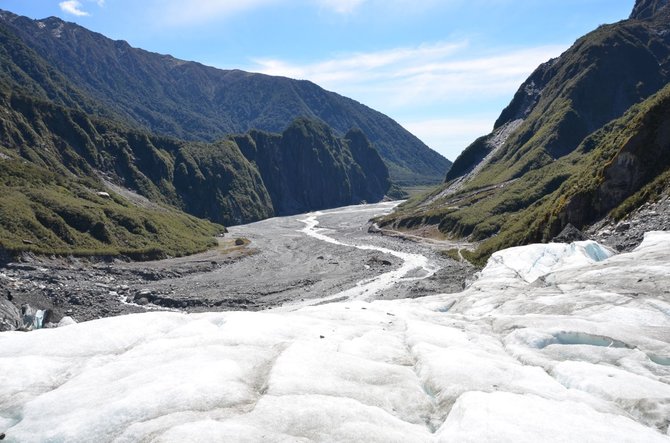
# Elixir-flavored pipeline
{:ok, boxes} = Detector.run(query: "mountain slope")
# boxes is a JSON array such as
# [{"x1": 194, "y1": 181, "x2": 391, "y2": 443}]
[
  {"x1": 0, "y1": 91, "x2": 259, "y2": 257},
  {"x1": 452, "y1": 13, "x2": 669, "y2": 188},
  {"x1": 0, "y1": 86, "x2": 390, "y2": 255},
  {"x1": 378, "y1": 0, "x2": 670, "y2": 262},
  {"x1": 0, "y1": 21, "x2": 394, "y2": 257},
  {"x1": 466, "y1": 83, "x2": 670, "y2": 260},
  {"x1": 0, "y1": 10, "x2": 449, "y2": 186},
  {"x1": 234, "y1": 120, "x2": 390, "y2": 215}
]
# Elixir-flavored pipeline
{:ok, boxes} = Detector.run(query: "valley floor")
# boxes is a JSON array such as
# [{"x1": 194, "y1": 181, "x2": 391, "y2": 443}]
[{"x1": 0, "y1": 202, "x2": 473, "y2": 328}]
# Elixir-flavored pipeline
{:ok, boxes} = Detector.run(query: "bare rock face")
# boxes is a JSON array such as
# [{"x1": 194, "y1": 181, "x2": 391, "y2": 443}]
[
  {"x1": 0, "y1": 297, "x2": 20, "y2": 331},
  {"x1": 233, "y1": 118, "x2": 390, "y2": 216},
  {"x1": 552, "y1": 224, "x2": 587, "y2": 243},
  {"x1": 631, "y1": 0, "x2": 670, "y2": 20}
]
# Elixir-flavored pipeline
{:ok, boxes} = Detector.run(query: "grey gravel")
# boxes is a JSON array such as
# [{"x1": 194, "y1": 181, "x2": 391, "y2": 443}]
[{"x1": 0, "y1": 203, "x2": 475, "y2": 330}]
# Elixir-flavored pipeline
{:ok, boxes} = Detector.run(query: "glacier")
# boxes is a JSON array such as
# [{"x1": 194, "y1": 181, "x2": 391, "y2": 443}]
[{"x1": 1, "y1": 233, "x2": 669, "y2": 442}]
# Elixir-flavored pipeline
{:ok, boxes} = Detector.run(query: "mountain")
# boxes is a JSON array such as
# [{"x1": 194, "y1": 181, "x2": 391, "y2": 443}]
[
  {"x1": 0, "y1": 9, "x2": 394, "y2": 258},
  {"x1": 377, "y1": 0, "x2": 670, "y2": 263},
  {"x1": 0, "y1": 91, "x2": 250, "y2": 257},
  {"x1": 0, "y1": 85, "x2": 389, "y2": 256},
  {"x1": 234, "y1": 120, "x2": 390, "y2": 216},
  {"x1": 631, "y1": 0, "x2": 670, "y2": 19},
  {"x1": 0, "y1": 10, "x2": 450, "y2": 186}
]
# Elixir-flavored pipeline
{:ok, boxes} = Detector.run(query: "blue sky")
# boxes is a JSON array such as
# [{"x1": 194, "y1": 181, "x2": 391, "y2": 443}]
[{"x1": 1, "y1": 0, "x2": 632, "y2": 160}]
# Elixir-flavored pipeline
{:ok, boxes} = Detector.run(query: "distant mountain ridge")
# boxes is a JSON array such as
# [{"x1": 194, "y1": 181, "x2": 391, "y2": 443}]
[
  {"x1": 378, "y1": 0, "x2": 670, "y2": 263},
  {"x1": 0, "y1": 10, "x2": 450, "y2": 186},
  {"x1": 234, "y1": 121, "x2": 389, "y2": 216}
]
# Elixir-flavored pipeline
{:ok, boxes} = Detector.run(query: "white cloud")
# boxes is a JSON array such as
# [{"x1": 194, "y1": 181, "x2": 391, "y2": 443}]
[
  {"x1": 318, "y1": 0, "x2": 367, "y2": 14},
  {"x1": 251, "y1": 43, "x2": 565, "y2": 108},
  {"x1": 251, "y1": 41, "x2": 467, "y2": 91},
  {"x1": 59, "y1": 0, "x2": 105, "y2": 16},
  {"x1": 59, "y1": 0, "x2": 90, "y2": 16}
]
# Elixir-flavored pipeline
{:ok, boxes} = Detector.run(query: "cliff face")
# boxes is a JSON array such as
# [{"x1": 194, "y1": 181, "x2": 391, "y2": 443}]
[
  {"x1": 234, "y1": 119, "x2": 389, "y2": 216},
  {"x1": 378, "y1": 0, "x2": 670, "y2": 261},
  {"x1": 630, "y1": 0, "x2": 670, "y2": 19},
  {"x1": 0, "y1": 10, "x2": 449, "y2": 186}
]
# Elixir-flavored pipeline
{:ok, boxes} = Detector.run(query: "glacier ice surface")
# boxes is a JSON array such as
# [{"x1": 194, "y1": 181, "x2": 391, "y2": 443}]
[{"x1": 0, "y1": 233, "x2": 669, "y2": 441}]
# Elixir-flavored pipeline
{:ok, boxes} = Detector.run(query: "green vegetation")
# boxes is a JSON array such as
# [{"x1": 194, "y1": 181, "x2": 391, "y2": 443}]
[
  {"x1": 389, "y1": 84, "x2": 670, "y2": 263},
  {"x1": 458, "y1": 20, "x2": 669, "y2": 192},
  {"x1": 439, "y1": 249, "x2": 461, "y2": 262},
  {"x1": 0, "y1": 91, "x2": 276, "y2": 226},
  {"x1": 0, "y1": 86, "x2": 389, "y2": 257},
  {"x1": 400, "y1": 185, "x2": 438, "y2": 198},
  {"x1": 0, "y1": 153, "x2": 223, "y2": 257}
]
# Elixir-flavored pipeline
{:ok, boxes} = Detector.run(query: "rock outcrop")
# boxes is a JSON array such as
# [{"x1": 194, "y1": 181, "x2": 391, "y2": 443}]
[
  {"x1": 0, "y1": 297, "x2": 20, "y2": 331},
  {"x1": 630, "y1": 0, "x2": 670, "y2": 19},
  {"x1": 235, "y1": 120, "x2": 389, "y2": 216}
]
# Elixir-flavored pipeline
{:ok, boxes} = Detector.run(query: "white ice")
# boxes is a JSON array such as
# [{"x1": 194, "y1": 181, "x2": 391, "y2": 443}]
[
  {"x1": 480, "y1": 240, "x2": 614, "y2": 284},
  {"x1": 1, "y1": 231, "x2": 669, "y2": 442}
]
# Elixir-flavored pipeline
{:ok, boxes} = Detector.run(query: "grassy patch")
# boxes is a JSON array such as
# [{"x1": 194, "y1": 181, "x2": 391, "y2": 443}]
[
  {"x1": 439, "y1": 248, "x2": 461, "y2": 262},
  {"x1": 0, "y1": 157, "x2": 224, "y2": 258},
  {"x1": 401, "y1": 185, "x2": 440, "y2": 198}
]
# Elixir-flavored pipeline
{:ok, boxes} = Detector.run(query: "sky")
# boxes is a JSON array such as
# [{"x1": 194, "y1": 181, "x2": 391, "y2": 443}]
[{"x1": 1, "y1": 0, "x2": 633, "y2": 161}]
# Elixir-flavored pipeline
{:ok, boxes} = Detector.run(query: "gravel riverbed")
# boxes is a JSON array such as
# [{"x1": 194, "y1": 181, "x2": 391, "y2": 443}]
[{"x1": 1, "y1": 202, "x2": 475, "y2": 330}]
